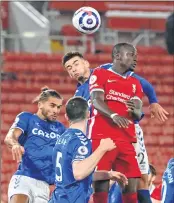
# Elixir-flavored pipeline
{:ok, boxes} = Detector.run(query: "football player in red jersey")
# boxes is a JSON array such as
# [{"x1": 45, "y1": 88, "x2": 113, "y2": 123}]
[{"x1": 89, "y1": 43, "x2": 143, "y2": 203}]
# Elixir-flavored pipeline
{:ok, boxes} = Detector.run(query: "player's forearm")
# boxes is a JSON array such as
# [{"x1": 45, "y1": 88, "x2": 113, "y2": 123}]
[
  {"x1": 92, "y1": 98, "x2": 114, "y2": 118},
  {"x1": 73, "y1": 146, "x2": 106, "y2": 181},
  {"x1": 129, "y1": 99, "x2": 142, "y2": 120},
  {"x1": 93, "y1": 171, "x2": 111, "y2": 181},
  {"x1": 131, "y1": 109, "x2": 142, "y2": 120},
  {"x1": 4, "y1": 129, "x2": 20, "y2": 148}
]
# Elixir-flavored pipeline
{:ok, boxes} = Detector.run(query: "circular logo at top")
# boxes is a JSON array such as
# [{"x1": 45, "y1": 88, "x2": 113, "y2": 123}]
[
  {"x1": 89, "y1": 75, "x2": 97, "y2": 85},
  {"x1": 78, "y1": 146, "x2": 88, "y2": 155}
]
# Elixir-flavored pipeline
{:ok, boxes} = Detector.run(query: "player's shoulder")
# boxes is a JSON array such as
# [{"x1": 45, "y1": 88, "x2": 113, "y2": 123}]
[
  {"x1": 99, "y1": 63, "x2": 113, "y2": 70},
  {"x1": 93, "y1": 66, "x2": 108, "y2": 73},
  {"x1": 16, "y1": 111, "x2": 33, "y2": 120},
  {"x1": 68, "y1": 129, "x2": 90, "y2": 145},
  {"x1": 129, "y1": 75, "x2": 142, "y2": 85},
  {"x1": 92, "y1": 66, "x2": 110, "y2": 79}
]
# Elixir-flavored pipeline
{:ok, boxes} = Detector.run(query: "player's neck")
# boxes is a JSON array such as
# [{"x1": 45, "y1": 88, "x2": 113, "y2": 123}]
[
  {"x1": 36, "y1": 111, "x2": 46, "y2": 121},
  {"x1": 112, "y1": 64, "x2": 128, "y2": 75},
  {"x1": 69, "y1": 120, "x2": 87, "y2": 135},
  {"x1": 78, "y1": 69, "x2": 91, "y2": 84}
]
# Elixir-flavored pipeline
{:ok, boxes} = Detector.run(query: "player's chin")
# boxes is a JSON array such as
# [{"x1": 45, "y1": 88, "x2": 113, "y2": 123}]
[
  {"x1": 48, "y1": 116, "x2": 57, "y2": 121},
  {"x1": 77, "y1": 76, "x2": 84, "y2": 81}
]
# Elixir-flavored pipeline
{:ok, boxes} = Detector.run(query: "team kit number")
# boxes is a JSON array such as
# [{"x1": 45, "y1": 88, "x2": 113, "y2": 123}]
[
  {"x1": 56, "y1": 152, "x2": 63, "y2": 182},
  {"x1": 138, "y1": 152, "x2": 145, "y2": 164}
]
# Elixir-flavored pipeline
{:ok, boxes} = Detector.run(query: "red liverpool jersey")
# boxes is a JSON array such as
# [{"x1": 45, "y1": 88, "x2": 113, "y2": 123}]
[{"x1": 88, "y1": 68, "x2": 143, "y2": 142}]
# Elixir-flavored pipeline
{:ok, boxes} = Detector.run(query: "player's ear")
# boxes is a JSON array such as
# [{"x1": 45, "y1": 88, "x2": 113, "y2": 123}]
[
  {"x1": 38, "y1": 101, "x2": 43, "y2": 109},
  {"x1": 65, "y1": 114, "x2": 69, "y2": 121},
  {"x1": 87, "y1": 111, "x2": 90, "y2": 119},
  {"x1": 115, "y1": 53, "x2": 120, "y2": 60},
  {"x1": 84, "y1": 60, "x2": 90, "y2": 68},
  {"x1": 152, "y1": 175, "x2": 156, "y2": 182}
]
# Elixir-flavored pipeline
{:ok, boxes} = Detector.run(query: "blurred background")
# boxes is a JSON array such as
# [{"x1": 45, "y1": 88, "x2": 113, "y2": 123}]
[{"x1": 1, "y1": 1, "x2": 174, "y2": 202}]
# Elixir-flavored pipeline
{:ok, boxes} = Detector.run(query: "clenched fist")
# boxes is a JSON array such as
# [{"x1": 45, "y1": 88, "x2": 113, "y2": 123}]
[{"x1": 99, "y1": 138, "x2": 116, "y2": 152}]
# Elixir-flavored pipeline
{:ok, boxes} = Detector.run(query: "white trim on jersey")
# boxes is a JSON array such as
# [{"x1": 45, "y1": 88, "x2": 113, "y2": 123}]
[
  {"x1": 88, "y1": 116, "x2": 96, "y2": 139},
  {"x1": 72, "y1": 159, "x2": 85, "y2": 163},
  {"x1": 130, "y1": 96, "x2": 142, "y2": 103},
  {"x1": 11, "y1": 127, "x2": 25, "y2": 134},
  {"x1": 129, "y1": 71, "x2": 134, "y2": 76},
  {"x1": 90, "y1": 88, "x2": 105, "y2": 95}
]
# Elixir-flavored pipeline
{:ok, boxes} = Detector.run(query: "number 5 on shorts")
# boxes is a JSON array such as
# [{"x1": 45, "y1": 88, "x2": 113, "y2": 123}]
[{"x1": 56, "y1": 152, "x2": 63, "y2": 182}]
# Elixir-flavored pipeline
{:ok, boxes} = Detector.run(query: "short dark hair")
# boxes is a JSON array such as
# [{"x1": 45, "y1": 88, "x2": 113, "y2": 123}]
[
  {"x1": 66, "y1": 96, "x2": 88, "y2": 122},
  {"x1": 112, "y1": 43, "x2": 136, "y2": 59},
  {"x1": 33, "y1": 86, "x2": 62, "y2": 103},
  {"x1": 149, "y1": 164, "x2": 157, "y2": 176},
  {"x1": 62, "y1": 51, "x2": 84, "y2": 66}
]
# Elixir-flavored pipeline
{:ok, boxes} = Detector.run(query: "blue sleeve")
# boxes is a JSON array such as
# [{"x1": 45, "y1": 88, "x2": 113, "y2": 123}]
[
  {"x1": 162, "y1": 162, "x2": 174, "y2": 203},
  {"x1": 162, "y1": 181, "x2": 174, "y2": 203},
  {"x1": 70, "y1": 138, "x2": 92, "y2": 163},
  {"x1": 10, "y1": 112, "x2": 32, "y2": 133},
  {"x1": 74, "y1": 88, "x2": 82, "y2": 97},
  {"x1": 132, "y1": 73, "x2": 158, "y2": 104}
]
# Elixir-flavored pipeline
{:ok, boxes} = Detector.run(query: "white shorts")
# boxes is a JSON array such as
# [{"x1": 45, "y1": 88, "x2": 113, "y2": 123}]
[
  {"x1": 8, "y1": 175, "x2": 50, "y2": 203},
  {"x1": 134, "y1": 124, "x2": 149, "y2": 175}
]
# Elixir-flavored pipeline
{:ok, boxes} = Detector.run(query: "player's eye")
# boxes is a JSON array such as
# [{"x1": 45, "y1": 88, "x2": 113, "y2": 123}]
[
  {"x1": 74, "y1": 62, "x2": 79, "y2": 66},
  {"x1": 67, "y1": 67, "x2": 72, "y2": 71},
  {"x1": 128, "y1": 53, "x2": 134, "y2": 56}
]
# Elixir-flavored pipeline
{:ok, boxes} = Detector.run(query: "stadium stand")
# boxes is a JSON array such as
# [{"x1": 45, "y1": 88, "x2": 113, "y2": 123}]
[
  {"x1": 1, "y1": 47, "x2": 174, "y2": 202},
  {"x1": 1, "y1": 1, "x2": 174, "y2": 203}
]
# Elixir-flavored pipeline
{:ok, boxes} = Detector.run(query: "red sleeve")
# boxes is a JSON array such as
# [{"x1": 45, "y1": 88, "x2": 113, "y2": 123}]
[
  {"x1": 89, "y1": 68, "x2": 107, "y2": 94},
  {"x1": 151, "y1": 184, "x2": 162, "y2": 200}
]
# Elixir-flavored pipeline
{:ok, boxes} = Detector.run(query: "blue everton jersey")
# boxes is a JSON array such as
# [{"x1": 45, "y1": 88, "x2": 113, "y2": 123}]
[
  {"x1": 52, "y1": 128, "x2": 92, "y2": 203},
  {"x1": 75, "y1": 70, "x2": 93, "y2": 106},
  {"x1": 10, "y1": 112, "x2": 66, "y2": 185},
  {"x1": 161, "y1": 158, "x2": 174, "y2": 203},
  {"x1": 108, "y1": 182, "x2": 122, "y2": 203}
]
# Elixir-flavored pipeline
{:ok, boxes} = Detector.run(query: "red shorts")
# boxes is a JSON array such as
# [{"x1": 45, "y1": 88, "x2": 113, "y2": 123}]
[{"x1": 92, "y1": 140, "x2": 141, "y2": 178}]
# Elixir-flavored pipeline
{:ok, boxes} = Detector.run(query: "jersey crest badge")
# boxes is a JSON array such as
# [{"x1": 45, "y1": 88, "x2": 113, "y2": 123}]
[{"x1": 132, "y1": 84, "x2": 136, "y2": 93}]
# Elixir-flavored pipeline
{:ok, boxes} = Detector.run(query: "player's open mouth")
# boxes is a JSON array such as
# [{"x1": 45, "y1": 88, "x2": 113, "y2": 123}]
[
  {"x1": 51, "y1": 115, "x2": 57, "y2": 119},
  {"x1": 74, "y1": 73, "x2": 79, "y2": 78}
]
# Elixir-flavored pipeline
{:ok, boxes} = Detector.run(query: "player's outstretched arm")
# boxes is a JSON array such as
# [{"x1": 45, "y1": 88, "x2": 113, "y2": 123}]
[
  {"x1": 132, "y1": 73, "x2": 169, "y2": 122},
  {"x1": 91, "y1": 91, "x2": 132, "y2": 128},
  {"x1": 4, "y1": 128, "x2": 25, "y2": 163},
  {"x1": 150, "y1": 103, "x2": 169, "y2": 123},
  {"x1": 93, "y1": 171, "x2": 128, "y2": 188},
  {"x1": 72, "y1": 138, "x2": 116, "y2": 181}
]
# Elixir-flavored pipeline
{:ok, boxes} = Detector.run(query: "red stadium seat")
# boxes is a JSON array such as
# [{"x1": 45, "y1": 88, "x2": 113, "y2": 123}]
[
  {"x1": 95, "y1": 44, "x2": 113, "y2": 53},
  {"x1": 61, "y1": 24, "x2": 82, "y2": 37},
  {"x1": 2, "y1": 103, "x2": 20, "y2": 114},
  {"x1": 137, "y1": 46, "x2": 168, "y2": 55},
  {"x1": 8, "y1": 93, "x2": 25, "y2": 103}
]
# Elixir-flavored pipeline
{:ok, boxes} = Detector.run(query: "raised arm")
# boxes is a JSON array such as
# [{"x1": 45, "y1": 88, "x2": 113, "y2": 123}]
[
  {"x1": 132, "y1": 73, "x2": 169, "y2": 122},
  {"x1": 4, "y1": 128, "x2": 25, "y2": 163},
  {"x1": 4, "y1": 112, "x2": 31, "y2": 163}
]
